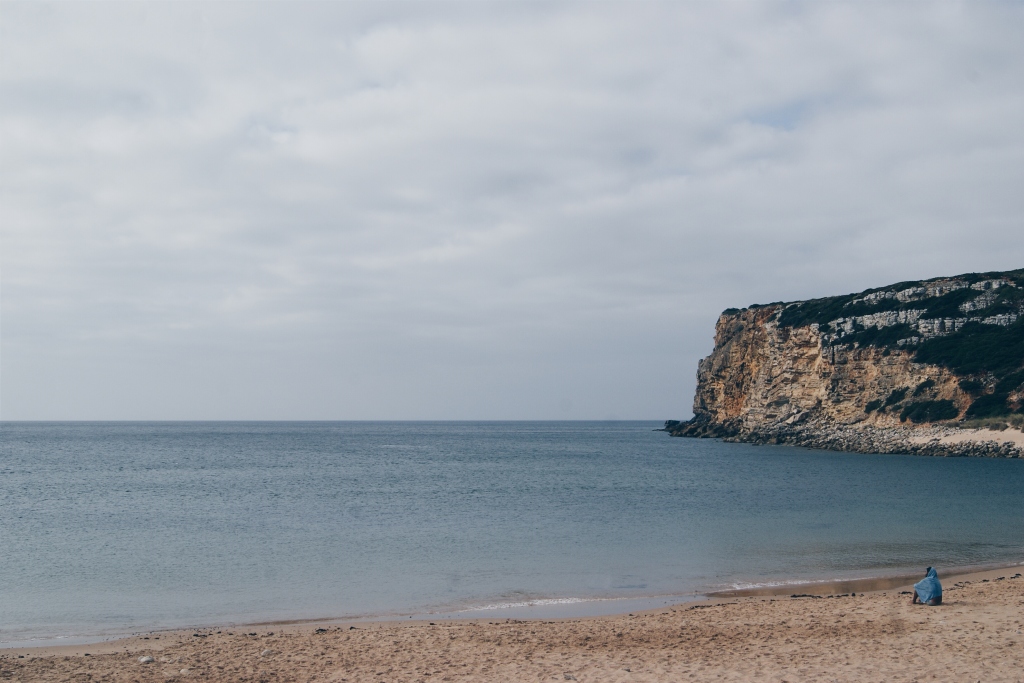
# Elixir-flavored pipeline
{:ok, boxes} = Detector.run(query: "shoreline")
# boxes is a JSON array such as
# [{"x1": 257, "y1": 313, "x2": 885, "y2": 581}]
[
  {"x1": 5, "y1": 559, "x2": 1022, "y2": 657},
  {"x1": 4, "y1": 564, "x2": 1024, "y2": 682},
  {"x1": 667, "y1": 418, "x2": 1024, "y2": 458}
]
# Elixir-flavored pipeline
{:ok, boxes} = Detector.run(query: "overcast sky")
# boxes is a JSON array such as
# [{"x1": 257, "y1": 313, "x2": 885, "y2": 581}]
[{"x1": 2, "y1": 1, "x2": 1023, "y2": 420}]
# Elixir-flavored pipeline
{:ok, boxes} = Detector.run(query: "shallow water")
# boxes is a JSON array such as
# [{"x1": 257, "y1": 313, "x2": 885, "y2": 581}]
[{"x1": 2, "y1": 421, "x2": 1023, "y2": 645}]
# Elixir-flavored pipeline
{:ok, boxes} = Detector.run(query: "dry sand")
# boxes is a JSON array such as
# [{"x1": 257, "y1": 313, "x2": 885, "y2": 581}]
[
  {"x1": 4, "y1": 567, "x2": 1024, "y2": 682},
  {"x1": 910, "y1": 427, "x2": 1024, "y2": 449}
]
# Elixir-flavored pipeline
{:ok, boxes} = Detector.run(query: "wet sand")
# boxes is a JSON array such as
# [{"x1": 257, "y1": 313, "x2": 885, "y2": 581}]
[{"x1": 3, "y1": 565, "x2": 1023, "y2": 682}]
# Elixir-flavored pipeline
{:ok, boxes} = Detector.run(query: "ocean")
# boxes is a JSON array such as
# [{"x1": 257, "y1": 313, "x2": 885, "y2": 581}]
[{"x1": 2, "y1": 421, "x2": 1023, "y2": 647}]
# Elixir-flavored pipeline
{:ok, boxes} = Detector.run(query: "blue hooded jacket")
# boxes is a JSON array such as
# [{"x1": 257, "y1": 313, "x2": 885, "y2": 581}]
[{"x1": 914, "y1": 567, "x2": 942, "y2": 605}]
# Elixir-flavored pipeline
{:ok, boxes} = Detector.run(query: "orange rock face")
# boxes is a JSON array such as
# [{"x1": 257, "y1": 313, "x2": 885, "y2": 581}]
[{"x1": 693, "y1": 307, "x2": 970, "y2": 431}]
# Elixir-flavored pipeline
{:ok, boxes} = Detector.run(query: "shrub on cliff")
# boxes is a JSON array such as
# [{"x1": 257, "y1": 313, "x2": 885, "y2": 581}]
[
  {"x1": 777, "y1": 294, "x2": 895, "y2": 328},
  {"x1": 958, "y1": 378, "x2": 985, "y2": 395},
  {"x1": 839, "y1": 323, "x2": 916, "y2": 348},
  {"x1": 966, "y1": 394, "x2": 1012, "y2": 418},
  {"x1": 884, "y1": 387, "x2": 908, "y2": 407},
  {"x1": 990, "y1": 285, "x2": 1024, "y2": 314},
  {"x1": 914, "y1": 318, "x2": 1024, "y2": 377},
  {"x1": 900, "y1": 400, "x2": 959, "y2": 424},
  {"x1": 910, "y1": 320, "x2": 1024, "y2": 420},
  {"x1": 913, "y1": 379, "x2": 936, "y2": 396},
  {"x1": 922, "y1": 288, "x2": 980, "y2": 319},
  {"x1": 962, "y1": 369, "x2": 1024, "y2": 418}
]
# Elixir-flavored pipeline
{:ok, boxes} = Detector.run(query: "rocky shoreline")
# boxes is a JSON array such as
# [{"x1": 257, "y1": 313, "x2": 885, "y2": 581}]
[
  {"x1": 667, "y1": 269, "x2": 1024, "y2": 459},
  {"x1": 664, "y1": 417, "x2": 1024, "y2": 458}
]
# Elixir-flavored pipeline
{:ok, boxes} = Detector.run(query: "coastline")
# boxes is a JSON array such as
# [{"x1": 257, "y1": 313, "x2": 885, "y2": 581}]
[
  {"x1": 8, "y1": 423, "x2": 1024, "y2": 665},
  {"x1": 670, "y1": 272, "x2": 1024, "y2": 462},
  {"x1": 7, "y1": 559, "x2": 1023, "y2": 653},
  {"x1": 5, "y1": 561, "x2": 1024, "y2": 681},
  {"x1": 667, "y1": 418, "x2": 1024, "y2": 458}
]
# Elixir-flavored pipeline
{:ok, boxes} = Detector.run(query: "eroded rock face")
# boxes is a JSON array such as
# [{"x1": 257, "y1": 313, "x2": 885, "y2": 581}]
[
  {"x1": 690, "y1": 306, "x2": 968, "y2": 433},
  {"x1": 667, "y1": 268, "x2": 1024, "y2": 457}
]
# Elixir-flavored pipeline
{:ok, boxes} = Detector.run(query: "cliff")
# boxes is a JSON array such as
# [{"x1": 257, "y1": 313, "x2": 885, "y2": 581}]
[{"x1": 667, "y1": 269, "x2": 1024, "y2": 457}]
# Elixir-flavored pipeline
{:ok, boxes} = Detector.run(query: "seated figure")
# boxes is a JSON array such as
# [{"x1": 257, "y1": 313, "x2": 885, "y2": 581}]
[{"x1": 912, "y1": 567, "x2": 942, "y2": 605}]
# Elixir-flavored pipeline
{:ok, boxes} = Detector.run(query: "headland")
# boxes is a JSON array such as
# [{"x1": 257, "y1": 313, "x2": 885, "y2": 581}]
[{"x1": 667, "y1": 268, "x2": 1024, "y2": 457}]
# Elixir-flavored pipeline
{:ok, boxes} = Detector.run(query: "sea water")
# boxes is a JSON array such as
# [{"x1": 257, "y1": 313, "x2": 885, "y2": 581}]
[{"x1": 2, "y1": 421, "x2": 1023, "y2": 646}]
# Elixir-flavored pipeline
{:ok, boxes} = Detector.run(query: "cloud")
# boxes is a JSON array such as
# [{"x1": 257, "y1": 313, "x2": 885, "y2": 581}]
[{"x1": 2, "y1": 1, "x2": 1023, "y2": 419}]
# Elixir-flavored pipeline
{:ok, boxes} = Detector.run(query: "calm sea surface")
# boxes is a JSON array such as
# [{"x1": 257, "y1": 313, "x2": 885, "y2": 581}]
[{"x1": 2, "y1": 421, "x2": 1023, "y2": 646}]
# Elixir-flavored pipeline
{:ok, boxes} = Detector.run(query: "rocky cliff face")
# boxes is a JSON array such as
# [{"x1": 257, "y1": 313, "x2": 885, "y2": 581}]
[{"x1": 668, "y1": 269, "x2": 1024, "y2": 457}]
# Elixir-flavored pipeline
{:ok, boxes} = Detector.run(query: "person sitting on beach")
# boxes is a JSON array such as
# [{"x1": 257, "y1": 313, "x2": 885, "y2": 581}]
[{"x1": 912, "y1": 567, "x2": 942, "y2": 605}]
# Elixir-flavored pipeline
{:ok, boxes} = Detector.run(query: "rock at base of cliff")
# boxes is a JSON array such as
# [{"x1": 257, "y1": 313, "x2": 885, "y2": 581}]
[
  {"x1": 664, "y1": 418, "x2": 1024, "y2": 459},
  {"x1": 664, "y1": 416, "x2": 740, "y2": 439}
]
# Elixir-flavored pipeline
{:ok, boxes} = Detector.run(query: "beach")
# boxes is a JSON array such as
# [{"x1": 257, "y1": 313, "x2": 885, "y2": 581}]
[
  {"x1": 4, "y1": 566, "x2": 1022, "y2": 682},
  {"x1": 910, "y1": 427, "x2": 1024, "y2": 450},
  {"x1": 4, "y1": 423, "x2": 1024, "y2": 680}
]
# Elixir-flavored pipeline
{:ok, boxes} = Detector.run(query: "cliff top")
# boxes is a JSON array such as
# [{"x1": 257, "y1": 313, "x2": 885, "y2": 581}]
[
  {"x1": 722, "y1": 268, "x2": 1024, "y2": 422},
  {"x1": 770, "y1": 268, "x2": 1024, "y2": 330}
]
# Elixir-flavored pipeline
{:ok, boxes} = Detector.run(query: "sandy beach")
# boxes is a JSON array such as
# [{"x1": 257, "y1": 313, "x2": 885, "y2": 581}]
[
  {"x1": 4, "y1": 566, "x2": 1023, "y2": 682},
  {"x1": 909, "y1": 427, "x2": 1024, "y2": 450}
]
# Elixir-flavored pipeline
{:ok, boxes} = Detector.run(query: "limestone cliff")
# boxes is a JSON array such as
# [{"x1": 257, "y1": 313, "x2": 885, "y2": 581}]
[{"x1": 667, "y1": 269, "x2": 1024, "y2": 457}]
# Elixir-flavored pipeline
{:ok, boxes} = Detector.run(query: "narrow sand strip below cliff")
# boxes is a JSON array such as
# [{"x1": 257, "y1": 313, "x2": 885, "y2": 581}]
[{"x1": 910, "y1": 427, "x2": 1024, "y2": 448}]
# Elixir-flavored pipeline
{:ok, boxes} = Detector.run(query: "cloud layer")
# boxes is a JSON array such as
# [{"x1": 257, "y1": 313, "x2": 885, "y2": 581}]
[{"x1": 3, "y1": 1, "x2": 1023, "y2": 419}]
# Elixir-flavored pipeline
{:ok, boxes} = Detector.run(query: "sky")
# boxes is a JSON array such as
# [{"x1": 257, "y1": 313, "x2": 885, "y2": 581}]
[{"x1": 2, "y1": 1, "x2": 1023, "y2": 420}]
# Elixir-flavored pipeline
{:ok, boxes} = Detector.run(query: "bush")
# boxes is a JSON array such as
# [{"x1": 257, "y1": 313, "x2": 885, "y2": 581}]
[
  {"x1": 777, "y1": 294, "x2": 866, "y2": 328},
  {"x1": 914, "y1": 318, "x2": 1024, "y2": 377},
  {"x1": 900, "y1": 400, "x2": 959, "y2": 424},
  {"x1": 884, "y1": 387, "x2": 909, "y2": 407},
  {"x1": 983, "y1": 285, "x2": 1024, "y2": 316},
  {"x1": 966, "y1": 394, "x2": 1012, "y2": 418},
  {"x1": 865, "y1": 399, "x2": 882, "y2": 413},
  {"x1": 994, "y1": 369, "x2": 1024, "y2": 395},
  {"x1": 913, "y1": 379, "x2": 936, "y2": 396},
  {"x1": 958, "y1": 378, "x2": 985, "y2": 396},
  {"x1": 837, "y1": 323, "x2": 917, "y2": 349},
  {"x1": 922, "y1": 288, "x2": 978, "y2": 319}
]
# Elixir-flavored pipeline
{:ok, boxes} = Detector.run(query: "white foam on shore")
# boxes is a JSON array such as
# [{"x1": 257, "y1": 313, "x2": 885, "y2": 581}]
[
  {"x1": 721, "y1": 574, "x2": 902, "y2": 590},
  {"x1": 457, "y1": 596, "x2": 621, "y2": 612},
  {"x1": 723, "y1": 577, "x2": 883, "y2": 591}
]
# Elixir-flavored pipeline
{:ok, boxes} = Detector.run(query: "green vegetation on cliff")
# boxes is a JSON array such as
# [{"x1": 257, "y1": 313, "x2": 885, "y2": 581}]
[
  {"x1": 912, "y1": 319, "x2": 1024, "y2": 417},
  {"x1": 913, "y1": 319, "x2": 1024, "y2": 377},
  {"x1": 835, "y1": 323, "x2": 916, "y2": 349},
  {"x1": 775, "y1": 269, "x2": 1024, "y2": 419},
  {"x1": 899, "y1": 399, "x2": 959, "y2": 424},
  {"x1": 776, "y1": 269, "x2": 1024, "y2": 329}
]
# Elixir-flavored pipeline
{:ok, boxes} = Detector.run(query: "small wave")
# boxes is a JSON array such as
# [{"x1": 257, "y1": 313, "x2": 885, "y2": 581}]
[
  {"x1": 457, "y1": 596, "x2": 627, "y2": 612},
  {"x1": 723, "y1": 574, "x2": 907, "y2": 591},
  {"x1": 725, "y1": 578, "x2": 839, "y2": 590}
]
